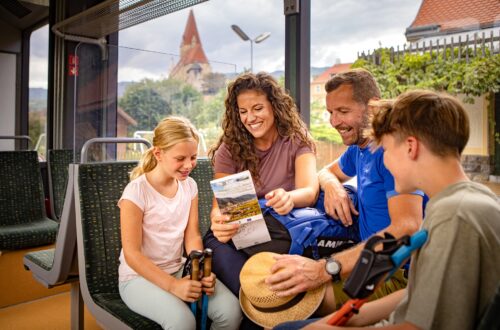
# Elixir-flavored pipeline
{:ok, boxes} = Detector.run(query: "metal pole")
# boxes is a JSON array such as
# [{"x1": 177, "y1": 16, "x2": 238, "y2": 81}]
[{"x1": 250, "y1": 39, "x2": 254, "y2": 72}]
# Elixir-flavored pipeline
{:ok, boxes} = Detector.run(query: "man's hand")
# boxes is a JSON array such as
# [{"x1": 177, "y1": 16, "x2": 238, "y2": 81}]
[
  {"x1": 211, "y1": 214, "x2": 239, "y2": 243},
  {"x1": 265, "y1": 255, "x2": 330, "y2": 297},
  {"x1": 265, "y1": 188, "x2": 294, "y2": 215},
  {"x1": 323, "y1": 182, "x2": 358, "y2": 226}
]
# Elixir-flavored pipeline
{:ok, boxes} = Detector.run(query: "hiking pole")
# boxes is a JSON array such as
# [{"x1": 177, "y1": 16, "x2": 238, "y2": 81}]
[
  {"x1": 190, "y1": 250, "x2": 204, "y2": 317},
  {"x1": 327, "y1": 230, "x2": 428, "y2": 326},
  {"x1": 201, "y1": 248, "x2": 212, "y2": 330}
]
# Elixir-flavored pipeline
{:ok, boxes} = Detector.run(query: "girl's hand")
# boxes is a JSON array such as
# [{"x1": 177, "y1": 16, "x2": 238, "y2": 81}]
[
  {"x1": 171, "y1": 276, "x2": 203, "y2": 302},
  {"x1": 201, "y1": 273, "x2": 216, "y2": 296},
  {"x1": 265, "y1": 188, "x2": 294, "y2": 215},
  {"x1": 211, "y1": 214, "x2": 239, "y2": 243}
]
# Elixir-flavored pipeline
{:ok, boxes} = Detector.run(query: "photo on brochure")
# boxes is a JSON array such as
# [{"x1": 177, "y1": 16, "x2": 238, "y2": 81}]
[
  {"x1": 210, "y1": 170, "x2": 263, "y2": 224},
  {"x1": 210, "y1": 171, "x2": 271, "y2": 249}
]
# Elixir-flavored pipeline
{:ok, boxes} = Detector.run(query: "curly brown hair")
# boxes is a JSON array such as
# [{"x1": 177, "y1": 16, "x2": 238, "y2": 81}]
[{"x1": 209, "y1": 72, "x2": 315, "y2": 185}]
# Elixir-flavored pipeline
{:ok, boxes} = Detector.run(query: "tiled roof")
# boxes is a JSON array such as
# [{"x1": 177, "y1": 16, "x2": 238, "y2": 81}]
[
  {"x1": 312, "y1": 63, "x2": 352, "y2": 84},
  {"x1": 180, "y1": 9, "x2": 208, "y2": 64},
  {"x1": 409, "y1": 0, "x2": 500, "y2": 32}
]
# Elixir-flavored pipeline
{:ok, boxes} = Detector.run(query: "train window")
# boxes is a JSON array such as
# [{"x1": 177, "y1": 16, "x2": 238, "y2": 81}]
[{"x1": 29, "y1": 25, "x2": 49, "y2": 160}]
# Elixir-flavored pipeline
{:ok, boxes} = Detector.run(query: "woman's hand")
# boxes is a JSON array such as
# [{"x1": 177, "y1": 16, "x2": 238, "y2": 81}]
[
  {"x1": 265, "y1": 188, "x2": 294, "y2": 215},
  {"x1": 201, "y1": 273, "x2": 216, "y2": 296},
  {"x1": 170, "y1": 276, "x2": 203, "y2": 302},
  {"x1": 211, "y1": 214, "x2": 239, "y2": 243}
]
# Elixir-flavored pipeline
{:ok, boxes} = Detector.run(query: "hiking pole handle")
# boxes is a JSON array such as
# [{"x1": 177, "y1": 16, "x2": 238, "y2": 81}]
[
  {"x1": 203, "y1": 248, "x2": 212, "y2": 277},
  {"x1": 189, "y1": 250, "x2": 204, "y2": 318},
  {"x1": 388, "y1": 230, "x2": 428, "y2": 278},
  {"x1": 201, "y1": 249, "x2": 212, "y2": 330},
  {"x1": 190, "y1": 250, "x2": 204, "y2": 281}
]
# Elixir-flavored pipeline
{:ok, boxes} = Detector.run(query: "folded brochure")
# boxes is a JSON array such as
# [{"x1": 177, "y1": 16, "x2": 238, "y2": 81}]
[{"x1": 210, "y1": 170, "x2": 271, "y2": 249}]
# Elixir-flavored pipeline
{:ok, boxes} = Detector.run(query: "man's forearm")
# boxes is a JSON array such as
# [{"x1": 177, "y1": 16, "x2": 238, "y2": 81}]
[{"x1": 318, "y1": 167, "x2": 343, "y2": 190}]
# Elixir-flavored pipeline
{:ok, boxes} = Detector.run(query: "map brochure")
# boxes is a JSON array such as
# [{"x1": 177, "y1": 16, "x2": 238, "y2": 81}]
[{"x1": 210, "y1": 170, "x2": 271, "y2": 249}]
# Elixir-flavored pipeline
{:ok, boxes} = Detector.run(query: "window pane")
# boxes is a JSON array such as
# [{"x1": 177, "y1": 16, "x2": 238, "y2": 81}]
[{"x1": 29, "y1": 25, "x2": 49, "y2": 160}]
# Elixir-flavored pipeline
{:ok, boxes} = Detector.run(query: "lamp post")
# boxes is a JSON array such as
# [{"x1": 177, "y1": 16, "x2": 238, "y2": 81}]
[{"x1": 231, "y1": 25, "x2": 271, "y2": 72}]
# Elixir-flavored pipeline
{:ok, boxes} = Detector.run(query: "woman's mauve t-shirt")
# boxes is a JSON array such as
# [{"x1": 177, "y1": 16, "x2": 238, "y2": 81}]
[{"x1": 214, "y1": 135, "x2": 313, "y2": 198}]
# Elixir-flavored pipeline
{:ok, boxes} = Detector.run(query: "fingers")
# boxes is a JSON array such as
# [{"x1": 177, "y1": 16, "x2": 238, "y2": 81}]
[
  {"x1": 177, "y1": 279, "x2": 203, "y2": 302},
  {"x1": 211, "y1": 221, "x2": 239, "y2": 243},
  {"x1": 349, "y1": 199, "x2": 359, "y2": 216},
  {"x1": 211, "y1": 214, "x2": 230, "y2": 224},
  {"x1": 338, "y1": 201, "x2": 353, "y2": 226},
  {"x1": 324, "y1": 189, "x2": 356, "y2": 226},
  {"x1": 265, "y1": 189, "x2": 294, "y2": 214}
]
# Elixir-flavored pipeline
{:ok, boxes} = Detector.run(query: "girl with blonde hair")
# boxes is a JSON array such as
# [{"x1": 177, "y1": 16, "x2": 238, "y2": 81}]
[{"x1": 118, "y1": 116, "x2": 241, "y2": 329}]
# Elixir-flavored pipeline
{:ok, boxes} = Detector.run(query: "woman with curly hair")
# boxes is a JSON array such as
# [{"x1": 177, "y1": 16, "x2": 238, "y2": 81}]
[{"x1": 203, "y1": 72, "x2": 319, "y2": 298}]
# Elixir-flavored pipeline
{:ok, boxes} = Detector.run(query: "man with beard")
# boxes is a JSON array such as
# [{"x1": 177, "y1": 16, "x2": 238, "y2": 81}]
[{"x1": 266, "y1": 69, "x2": 426, "y2": 312}]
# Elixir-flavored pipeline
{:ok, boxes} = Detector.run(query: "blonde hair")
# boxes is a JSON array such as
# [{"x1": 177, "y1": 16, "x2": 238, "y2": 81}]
[
  {"x1": 368, "y1": 90, "x2": 469, "y2": 158},
  {"x1": 130, "y1": 116, "x2": 199, "y2": 180}
]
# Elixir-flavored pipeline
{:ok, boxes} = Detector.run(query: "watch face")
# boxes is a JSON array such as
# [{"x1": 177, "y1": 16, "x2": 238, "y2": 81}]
[{"x1": 326, "y1": 259, "x2": 340, "y2": 275}]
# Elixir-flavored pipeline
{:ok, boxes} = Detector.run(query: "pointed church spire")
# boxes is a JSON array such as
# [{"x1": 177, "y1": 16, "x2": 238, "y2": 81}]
[
  {"x1": 170, "y1": 9, "x2": 212, "y2": 92},
  {"x1": 179, "y1": 9, "x2": 208, "y2": 63}
]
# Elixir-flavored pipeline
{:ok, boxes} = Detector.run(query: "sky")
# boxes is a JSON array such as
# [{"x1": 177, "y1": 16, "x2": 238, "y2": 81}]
[{"x1": 29, "y1": 0, "x2": 423, "y2": 87}]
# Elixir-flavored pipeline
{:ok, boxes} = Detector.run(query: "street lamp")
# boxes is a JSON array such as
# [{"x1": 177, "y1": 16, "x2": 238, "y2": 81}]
[{"x1": 231, "y1": 24, "x2": 271, "y2": 73}]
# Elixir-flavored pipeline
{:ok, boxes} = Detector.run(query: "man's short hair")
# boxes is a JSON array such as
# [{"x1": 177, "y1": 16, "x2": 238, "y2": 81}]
[
  {"x1": 370, "y1": 90, "x2": 470, "y2": 157},
  {"x1": 324, "y1": 68, "x2": 381, "y2": 106}
]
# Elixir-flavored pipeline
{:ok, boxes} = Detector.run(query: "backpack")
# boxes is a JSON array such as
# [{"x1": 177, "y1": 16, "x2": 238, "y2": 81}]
[{"x1": 244, "y1": 186, "x2": 360, "y2": 259}]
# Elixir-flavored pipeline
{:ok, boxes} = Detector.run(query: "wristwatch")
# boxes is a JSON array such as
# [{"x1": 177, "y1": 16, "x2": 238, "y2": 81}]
[{"x1": 325, "y1": 256, "x2": 342, "y2": 283}]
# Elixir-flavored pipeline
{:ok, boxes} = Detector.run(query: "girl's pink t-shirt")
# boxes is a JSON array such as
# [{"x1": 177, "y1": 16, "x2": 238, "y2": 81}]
[{"x1": 118, "y1": 174, "x2": 198, "y2": 282}]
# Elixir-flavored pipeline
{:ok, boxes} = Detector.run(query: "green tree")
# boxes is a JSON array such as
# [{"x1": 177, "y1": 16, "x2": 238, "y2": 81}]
[
  {"x1": 353, "y1": 48, "x2": 500, "y2": 100},
  {"x1": 119, "y1": 79, "x2": 170, "y2": 132},
  {"x1": 309, "y1": 100, "x2": 342, "y2": 144}
]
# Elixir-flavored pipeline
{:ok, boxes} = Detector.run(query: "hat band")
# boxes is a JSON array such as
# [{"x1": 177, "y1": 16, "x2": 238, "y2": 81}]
[{"x1": 252, "y1": 292, "x2": 307, "y2": 313}]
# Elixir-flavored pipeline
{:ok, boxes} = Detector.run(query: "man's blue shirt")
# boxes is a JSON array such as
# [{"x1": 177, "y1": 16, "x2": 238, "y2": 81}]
[{"x1": 338, "y1": 145, "x2": 425, "y2": 240}]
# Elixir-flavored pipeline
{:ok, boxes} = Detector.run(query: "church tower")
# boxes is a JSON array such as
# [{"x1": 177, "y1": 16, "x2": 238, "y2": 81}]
[{"x1": 170, "y1": 10, "x2": 211, "y2": 92}]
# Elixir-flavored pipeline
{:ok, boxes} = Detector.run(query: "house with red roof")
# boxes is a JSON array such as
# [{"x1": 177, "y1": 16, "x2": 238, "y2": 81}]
[
  {"x1": 405, "y1": 0, "x2": 500, "y2": 179},
  {"x1": 170, "y1": 10, "x2": 212, "y2": 92},
  {"x1": 406, "y1": 0, "x2": 500, "y2": 43},
  {"x1": 310, "y1": 63, "x2": 351, "y2": 106}
]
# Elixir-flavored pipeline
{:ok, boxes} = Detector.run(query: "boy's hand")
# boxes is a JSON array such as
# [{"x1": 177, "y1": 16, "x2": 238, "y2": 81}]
[
  {"x1": 211, "y1": 214, "x2": 239, "y2": 243},
  {"x1": 265, "y1": 188, "x2": 294, "y2": 215},
  {"x1": 201, "y1": 273, "x2": 216, "y2": 296},
  {"x1": 171, "y1": 276, "x2": 203, "y2": 302}
]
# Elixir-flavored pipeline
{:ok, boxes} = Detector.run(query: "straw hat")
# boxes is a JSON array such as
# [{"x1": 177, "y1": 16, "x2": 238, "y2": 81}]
[{"x1": 239, "y1": 252, "x2": 326, "y2": 328}]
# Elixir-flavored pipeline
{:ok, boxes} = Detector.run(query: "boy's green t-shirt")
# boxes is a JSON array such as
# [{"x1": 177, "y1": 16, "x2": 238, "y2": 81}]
[{"x1": 391, "y1": 181, "x2": 500, "y2": 329}]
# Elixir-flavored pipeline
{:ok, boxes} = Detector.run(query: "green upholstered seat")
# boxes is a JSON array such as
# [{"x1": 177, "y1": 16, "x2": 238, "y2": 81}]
[
  {"x1": 24, "y1": 248, "x2": 55, "y2": 271},
  {"x1": 47, "y1": 149, "x2": 73, "y2": 221},
  {"x1": 0, "y1": 151, "x2": 58, "y2": 250},
  {"x1": 23, "y1": 163, "x2": 79, "y2": 288},
  {"x1": 190, "y1": 158, "x2": 215, "y2": 236},
  {"x1": 75, "y1": 161, "x2": 161, "y2": 329}
]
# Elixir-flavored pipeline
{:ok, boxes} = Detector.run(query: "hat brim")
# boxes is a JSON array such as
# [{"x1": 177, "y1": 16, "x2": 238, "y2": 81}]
[{"x1": 239, "y1": 284, "x2": 326, "y2": 329}]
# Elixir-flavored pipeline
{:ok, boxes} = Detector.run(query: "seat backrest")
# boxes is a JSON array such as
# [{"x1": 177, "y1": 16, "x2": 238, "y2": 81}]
[
  {"x1": 0, "y1": 151, "x2": 46, "y2": 225},
  {"x1": 190, "y1": 158, "x2": 214, "y2": 236},
  {"x1": 47, "y1": 149, "x2": 73, "y2": 221},
  {"x1": 75, "y1": 161, "x2": 137, "y2": 295}
]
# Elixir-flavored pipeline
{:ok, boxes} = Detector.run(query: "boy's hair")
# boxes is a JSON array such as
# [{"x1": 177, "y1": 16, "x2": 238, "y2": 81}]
[
  {"x1": 324, "y1": 68, "x2": 381, "y2": 106},
  {"x1": 130, "y1": 116, "x2": 199, "y2": 180},
  {"x1": 369, "y1": 90, "x2": 470, "y2": 157}
]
